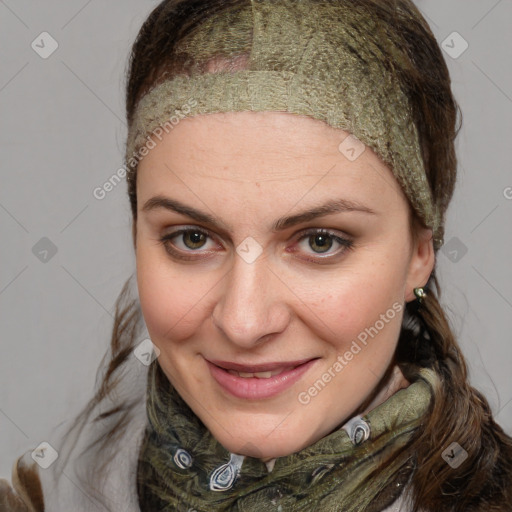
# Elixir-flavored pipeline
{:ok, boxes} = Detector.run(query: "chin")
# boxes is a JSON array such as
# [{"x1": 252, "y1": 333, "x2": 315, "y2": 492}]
[
  {"x1": 209, "y1": 421, "x2": 318, "y2": 460},
  {"x1": 225, "y1": 437, "x2": 300, "y2": 460}
]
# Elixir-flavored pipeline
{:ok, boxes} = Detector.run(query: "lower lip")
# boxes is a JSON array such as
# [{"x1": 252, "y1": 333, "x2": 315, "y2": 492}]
[{"x1": 206, "y1": 359, "x2": 318, "y2": 400}]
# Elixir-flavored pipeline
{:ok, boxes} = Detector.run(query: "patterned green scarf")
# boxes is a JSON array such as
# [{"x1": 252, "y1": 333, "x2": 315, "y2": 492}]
[{"x1": 136, "y1": 361, "x2": 438, "y2": 511}]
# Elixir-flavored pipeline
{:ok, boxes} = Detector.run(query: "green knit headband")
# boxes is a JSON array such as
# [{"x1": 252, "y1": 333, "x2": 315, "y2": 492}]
[{"x1": 126, "y1": 0, "x2": 444, "y2": 250}]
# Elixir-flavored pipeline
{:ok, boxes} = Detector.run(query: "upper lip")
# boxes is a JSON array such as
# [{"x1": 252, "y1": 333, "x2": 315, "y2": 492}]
[{"x1": 206, "y1": 357, "x2": 316, "y2": 373}]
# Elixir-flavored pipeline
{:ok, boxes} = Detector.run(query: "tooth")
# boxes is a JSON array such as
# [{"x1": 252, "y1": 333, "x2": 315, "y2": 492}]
[
  {"x1": 254, "y1": 371, "x2": 272, "y2": 378},
  {"x1": 225, "y1": 367, "x2": 295, "y2": 378}
]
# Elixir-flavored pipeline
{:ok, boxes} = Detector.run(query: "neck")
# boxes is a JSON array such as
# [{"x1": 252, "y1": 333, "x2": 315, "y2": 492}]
[
  {"x1": 357, "y1": 362, "x2": 411, "y2": 418},
  {"x1": 258, "y1": 362, "x2": 410, "y2": 467}
]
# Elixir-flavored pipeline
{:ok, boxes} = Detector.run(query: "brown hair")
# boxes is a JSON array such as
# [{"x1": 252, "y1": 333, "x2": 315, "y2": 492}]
[{"x1": 59, "y1": 1, "x2": 512, "y2": 510}]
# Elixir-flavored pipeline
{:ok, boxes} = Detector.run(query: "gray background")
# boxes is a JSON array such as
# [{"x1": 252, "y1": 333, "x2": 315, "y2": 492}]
[{"x1": 1, "y1": 0, "x2": 511, "y2": 480}]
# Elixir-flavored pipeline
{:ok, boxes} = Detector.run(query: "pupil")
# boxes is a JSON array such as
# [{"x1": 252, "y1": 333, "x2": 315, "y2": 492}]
[
  {"x1": 185, "y1": 231, "x2": 205, "y2": 249},
  {"x1": 311, "y1": 234, "x2": 332, "y2": 253}
]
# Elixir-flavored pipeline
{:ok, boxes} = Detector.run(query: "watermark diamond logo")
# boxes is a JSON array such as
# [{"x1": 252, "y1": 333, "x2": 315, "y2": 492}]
[
  {"x1": 442, "y1": 442, "x2": 468, "y2": 469},
  {"x1": 338, "y1": 134, "x2": 366, "y2": 161},
  {"x1": 31, "y1": 32, "x2": 59, "y2": 59},
  {"x1": 236, "y1": 237, "x2": 263, "y2": 264},
  {"x1": 441, "y1": 236, "x2": 468, "y2": 263},
  {"x1": 31, "y1": 442, "x2": 58, "y2": 469},
  {"x1": 134, "y1": 338, "x2": 160, "y2": 366},
  {"x1": 441, "y1": 32, "x2": 468, "y2": 59},
  {"x1": 32, "y1": 237, "x2": 58, "y2": 263}
]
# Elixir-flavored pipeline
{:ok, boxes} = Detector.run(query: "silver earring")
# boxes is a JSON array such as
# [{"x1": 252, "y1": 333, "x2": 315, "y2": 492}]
[{"x1": 413, "y1": 287, "x2": 426, "y2": 302}]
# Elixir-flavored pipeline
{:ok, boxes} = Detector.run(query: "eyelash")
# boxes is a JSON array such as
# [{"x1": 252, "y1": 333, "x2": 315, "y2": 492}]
[{"x1": 158, "y1": 226, "x2": 355, "y2": 264}]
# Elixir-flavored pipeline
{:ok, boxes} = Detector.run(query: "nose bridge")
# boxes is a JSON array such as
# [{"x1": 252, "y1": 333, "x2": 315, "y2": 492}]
[{"x1": 212, "y1": 252, "x2": 288, "y2": 347}]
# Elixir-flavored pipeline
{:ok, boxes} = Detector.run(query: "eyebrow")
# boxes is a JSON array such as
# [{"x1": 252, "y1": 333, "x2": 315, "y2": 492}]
[{"x1": 141, "y1": 195, "x2": 377, "y2": 232}]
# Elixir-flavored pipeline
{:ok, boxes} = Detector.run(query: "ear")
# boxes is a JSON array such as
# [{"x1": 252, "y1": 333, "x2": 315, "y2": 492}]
[{"x1": 404, "y1": 226, "x2": 435, "y2": 303}]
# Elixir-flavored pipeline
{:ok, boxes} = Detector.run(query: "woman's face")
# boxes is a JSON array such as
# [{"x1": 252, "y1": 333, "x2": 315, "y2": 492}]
[{"x1": 135, "y1": 111, "x2": 434, "y2": 460}]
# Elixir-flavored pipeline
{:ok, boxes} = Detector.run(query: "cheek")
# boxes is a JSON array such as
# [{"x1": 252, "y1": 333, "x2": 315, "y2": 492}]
[
  {"x1": 135, "y1": 245, "x2": 213, "y2": 342},
  {"x1": 292, "y1": 258, "x2": 406, "y2": 350}
]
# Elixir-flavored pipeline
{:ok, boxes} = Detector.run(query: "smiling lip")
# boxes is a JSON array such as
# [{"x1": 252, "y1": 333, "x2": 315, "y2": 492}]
[{"x1": 205, "y1": 358, "x2": 318, "y2": 399}]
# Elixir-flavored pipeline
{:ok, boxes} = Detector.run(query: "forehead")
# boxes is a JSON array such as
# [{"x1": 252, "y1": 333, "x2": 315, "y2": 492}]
[{"x1": 136, "y1": 111, "x2": 406, "y2": 208}]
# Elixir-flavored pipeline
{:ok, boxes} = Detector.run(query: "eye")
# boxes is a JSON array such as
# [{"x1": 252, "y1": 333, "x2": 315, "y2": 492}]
[
  {"x1": 159, "y1": 226, "x2": 354, "y2": 263},
  {"x1": 159, "y1": 226, "x2": 219, "y2": 260},
  {"x1": 293, "y1": 228, "x2": 354, "y2": 262}
]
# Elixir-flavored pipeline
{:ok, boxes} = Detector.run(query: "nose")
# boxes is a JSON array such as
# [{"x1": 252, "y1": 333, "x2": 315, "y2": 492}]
[{"x1": 211, "y1": 252, "x2": 291, "y2": 349}]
